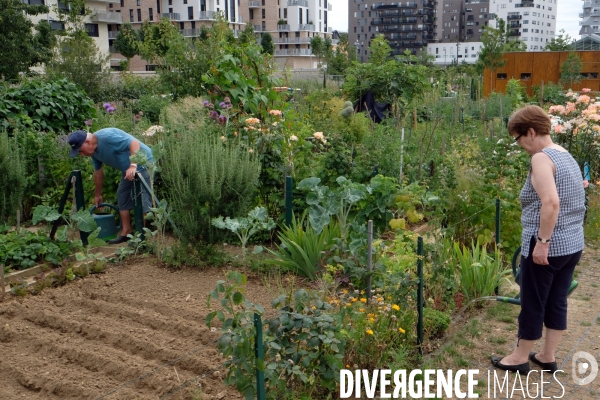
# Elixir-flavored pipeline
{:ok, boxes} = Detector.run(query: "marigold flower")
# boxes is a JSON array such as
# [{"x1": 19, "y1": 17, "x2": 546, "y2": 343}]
[
  {"x1": 366, "y1": 329, "x2": 374, "y2": 335},
  {"x1": 359, "y1": 308, "x2": 364, "y2": 312},
  {"x1": 398, "y1": 327, "x2": 406, "y2": 334},
  {"x1": 392, "y1": 304, "x2": 400, "y2": 311},
  {"x1": 360, "y1": 298, "x2": 367, "y2": 303}
]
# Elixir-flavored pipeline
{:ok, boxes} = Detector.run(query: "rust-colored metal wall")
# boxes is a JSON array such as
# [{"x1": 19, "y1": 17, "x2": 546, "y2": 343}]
[{"x1": 484, "y1": 51, "x2": 600, "y2": 97}]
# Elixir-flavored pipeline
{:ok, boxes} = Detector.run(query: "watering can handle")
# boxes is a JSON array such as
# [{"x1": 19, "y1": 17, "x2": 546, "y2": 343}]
[{"x1": 90, "y1": 203, "x2": 122, "y2": 230}]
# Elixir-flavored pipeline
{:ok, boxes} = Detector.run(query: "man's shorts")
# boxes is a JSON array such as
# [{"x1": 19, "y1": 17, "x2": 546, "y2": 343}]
[{"x1": 117, "y1": 168, "x2": 152, "y2": 212}]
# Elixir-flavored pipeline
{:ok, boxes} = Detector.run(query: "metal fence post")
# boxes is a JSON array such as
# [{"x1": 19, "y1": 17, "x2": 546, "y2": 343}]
[
  {"x1": 417, "y1": 236, "x2": 424, "y2": 356},
  {"x1": 366, "y1": 220, "x2": 373, "y2": 303},
  {"x1": 72, "y1": 170, "x2": 89, "y2": 245},
  {"x1": 285, "y1": 176, "x2": 293, "y2": 227},
  {"x1": 133, "y1": 175, "x2": 145, "y2": 240},
  {"x1": 254, "y1": 313, "x2": 266, "y2": 400}
]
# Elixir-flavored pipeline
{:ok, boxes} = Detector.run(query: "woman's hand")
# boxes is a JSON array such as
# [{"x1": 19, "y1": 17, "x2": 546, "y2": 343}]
[{"x1": 533, "y1": 241, "x2": 550, "y2": 265}]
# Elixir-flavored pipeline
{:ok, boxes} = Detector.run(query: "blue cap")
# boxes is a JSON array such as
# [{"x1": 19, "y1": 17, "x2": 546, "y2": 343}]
[{"x1": 67, "y1": 130, "x2": 87, "y2": 157}]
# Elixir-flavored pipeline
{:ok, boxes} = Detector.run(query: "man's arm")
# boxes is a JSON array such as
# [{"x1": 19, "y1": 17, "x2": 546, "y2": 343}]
[
  {"x1": 94, "y1": 167, "x2": 104, "y2": 207},
  {"x1": 125, "y1": 140, "x2": 141, "y2": 181}
]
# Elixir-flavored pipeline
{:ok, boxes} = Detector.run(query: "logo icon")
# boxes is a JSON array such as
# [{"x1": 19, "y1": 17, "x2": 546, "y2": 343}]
[{"x1": 572, "y1": 351, "x2": 598, "y2": 385}]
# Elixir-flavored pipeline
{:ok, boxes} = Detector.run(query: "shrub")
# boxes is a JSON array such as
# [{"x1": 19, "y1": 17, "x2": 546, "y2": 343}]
[
  {"x1": 0, "y1": 133, "x2": 25, "y2": 222},
  {"x1": 160, "y1": 97, "x2": 207, "y2": 134},
  {"x1": 423, "y1": 308, "x2": 451, "y2": 339},
  {"x1": 0, "y1": 78, "x2": 96, "y2": 134},
  {"x1": 132, "y1": 94, "x2": 172, "y2": 124},
  {"x1": 161, "y1": 132, "x2": 261, "y2": 243}
]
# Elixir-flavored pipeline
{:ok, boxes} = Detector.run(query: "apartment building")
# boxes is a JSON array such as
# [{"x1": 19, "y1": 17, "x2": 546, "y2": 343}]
[
  {"x1": 237, "y1": 0, "x2": 333, "y2": 69},
  {"x1": 437, "y1": 0, "x2": 490, "y2": 42},
  {"x1": 489, "y1": 0, "x2": 558, "y2": 51},
  {"x1": 26, "y1": 0, "x2": 120, "y2": 60},
  {"x1": 107, "y1": 0, "x2": 245, "y2": 70},
  {"x1": 579, "y1": 0, "x2": 600, "y2": 37}
]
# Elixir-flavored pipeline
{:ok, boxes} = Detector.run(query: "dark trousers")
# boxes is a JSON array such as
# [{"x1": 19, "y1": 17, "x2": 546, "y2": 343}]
[{"x1": 518, "y1": 237, "x2": 582, "y2": 341}]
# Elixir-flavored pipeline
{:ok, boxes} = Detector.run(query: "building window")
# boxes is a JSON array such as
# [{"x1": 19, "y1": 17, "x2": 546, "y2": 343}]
[
  {"x1": 284, "y1": 8, "x2": 287, "y2": 18},
  {"x1": 129, "y1": 9, "x2": 134, "y2": 22},
  {"x1": 520, "y1": 73, "x2": 531, "y2": 80},
  {"x1": 169, "y1": 0, "x2": 172, "y2": 5},
  {"x1": 149, "y1": 8, "x2": 153, "y2": 20},
  {"x1": 136, "y1": 8, "x2": 141, "y2": 21},
  {"x1": 136, "y1": 0, "x2": 140, "y2": 5},
  {"x1": 249, "y1": 9, "x2": 253, "y2": 18},
  {"x1": 497, "y1": 73, "x2": 507, "y2": 79},
  {"x1": 581, "y1": 72, "x2": 599, "y2": 79},
  {"x1": 120, "y1": 0, "x2": 124, "y2": 6},
  {"x1": 188, "y1": 6, "x2": 193, "y2": 19},
  {"x1": 191, "y1": 21, "x2": 195, "y2": 28},
  {"x1": 49, "y1": 20, "x2": 65, "y2": 30},
  {"x1": 262, "y1": 8, "x2": 265, "y2": 18}
]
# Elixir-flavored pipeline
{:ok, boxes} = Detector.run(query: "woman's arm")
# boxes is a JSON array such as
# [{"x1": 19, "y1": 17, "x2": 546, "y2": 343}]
[{"x1": 530, "y1": 152, "x2": 559, "y2": 265}]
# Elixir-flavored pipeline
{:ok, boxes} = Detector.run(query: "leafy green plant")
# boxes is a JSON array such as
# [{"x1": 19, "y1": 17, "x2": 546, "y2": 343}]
[
  {"x1": 32, "y1": 205, "x2": 97, "y2": 240},
  {"x1": 206, "y1": 271, "x2": 345, "y2": 400},
  {"x1": 132, "y1": 94, "x2": 171, "y2": 124},
  {"x1": 0, "y1": 132, "x2": 26, "y2": 222},
  {"x1": 266, "y1": 216, "x2": 340, "y2": 280},
  {"x1": 423, "y1": 308, "x2": 451, "y2": 339},
  {"x1": 0, "y1": 78, "x2": 96, "y2": 133},
  {"x1": 0, "y1": 229, "x2": 76, "y2": 270},
  {"x1": 212, "y1": 206, "x2": 276, "y2": 255},
  {"x1": 453, "y1": 241, "x2": 509, "y2": 302}
]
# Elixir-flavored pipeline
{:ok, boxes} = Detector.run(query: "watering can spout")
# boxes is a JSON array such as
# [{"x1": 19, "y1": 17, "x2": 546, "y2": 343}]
[{"x1": 90, "y1": 203, "x2": 121, "y2": 239}]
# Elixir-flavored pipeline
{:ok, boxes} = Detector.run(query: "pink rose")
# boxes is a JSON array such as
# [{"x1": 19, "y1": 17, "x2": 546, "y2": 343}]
[{"x1": 583, "y1": 180, "x2": 589, "y2": 188}]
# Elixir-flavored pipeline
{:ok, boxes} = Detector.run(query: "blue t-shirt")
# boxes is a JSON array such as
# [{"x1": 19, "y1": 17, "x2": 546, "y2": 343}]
[{"x1": 91, "y1": 128, "x2": 153, "y2": 172}]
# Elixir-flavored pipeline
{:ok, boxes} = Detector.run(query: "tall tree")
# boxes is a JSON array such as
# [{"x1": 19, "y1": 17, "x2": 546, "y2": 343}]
[
  {"x1": 0, "y1": 0, "x2": 56, "y2": 81},
  {"x1": 113, "y1": 23, "x2": 140, "y2": 70},
  {"x1": 475, "y1": 22, "x2": 507, "y2": 83},
  {"x1": 560, "y1": 52, "x2": 583, "y2": 88},
  {"x1": 368, "y1": 34, "x2": 392, "y2": 65},
  {"x1": 260, "y1": 32, "x2": 274, "y2": 55},
  {"x1": 328, "y1": 33, "x2": 352, "y2": 75},
  {"x1": 544, "y1": 30, "x2": 575, "y2": 51}
]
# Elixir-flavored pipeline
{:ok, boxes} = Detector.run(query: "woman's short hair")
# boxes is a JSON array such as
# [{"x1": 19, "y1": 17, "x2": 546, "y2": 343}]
[{"x1": 507, "y1": 105, "x2": 551, "y2": 137}]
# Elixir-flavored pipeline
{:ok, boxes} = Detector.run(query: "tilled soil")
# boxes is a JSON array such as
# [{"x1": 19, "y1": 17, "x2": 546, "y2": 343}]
[{"x1": 0, "y1": 258, "x2": 277, "y2": 400}]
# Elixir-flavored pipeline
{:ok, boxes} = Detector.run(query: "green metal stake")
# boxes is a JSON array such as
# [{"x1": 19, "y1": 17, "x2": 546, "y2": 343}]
[
  {"x1": 495, "y1": 198, "x2": 501, "y2": 246},
  {"x1": 254, "y1": 313, "x2": 266, "y2": 400},
  {"x1": 285, "y1": 176, "x2": 293, "y2": 227},
  {"x1": 133, "y1": 175, "x2": 145, "y2": 240},
  {"x1": 417, "y1": 236, "x2": 424, "y2": 356},
  {"x1": 73, "y1": 170, "x2": 89, "y2": 245}
]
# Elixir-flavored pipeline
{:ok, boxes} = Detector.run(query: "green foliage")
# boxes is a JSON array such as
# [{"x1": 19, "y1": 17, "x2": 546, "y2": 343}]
[
  {"x1": 0, "y1": 0, "x2": 56, "y2": 81},
  {"x1": 0, "y1": 133, "x2": 25, "y2": 221},
  {"x1": 368, "y1": 35, "x2": 392, "y2": 65},
  {"x1": 505, "y1": 78, "x2": 526, "y2": 109},
  {"x1": 113, "y1": 23, "x2": 140, "y2": 62},
  {"x1": 531, "y1": 81, "x2": 566, "y2": 105},
  {"x1": 1, "y1": 229, "x2": 77, "y2": 270},
  {"x1": 96, "y1": 74, "x2": 164, "y2": 102},
  {"x1": 260, "y1": 32, "x2": 274, "y2": 56},
  {"x1": 132, "y1": 94, "x2": 171, "y2": 124},
  {"x1": 423, "y1": 308, "x2": 451, "y2": 338},
  {"x1": 206, "y1": 272, "x2": 345, "y2": 399},
  {"x1": 560, "y1": 52, "x2": 583, "y2": 87},
  {"x1": 212, "y1": 206, "x2": 276, "y2": 253},
  {"x1": 327, "y1": 33, "x2": 353, "y2": 76},
  {"x1": 0, "y1": 78, "x2": 96, "y2": 133},
  {"x1": 266, "y1": 216, "x2": 340, "y2": 280},
  {"x1": 161, "y1": 130, "x2": 261, "y2": 243},
  {"x1": 454, "y1": 241, "x2": 509, "y2": 302},
  {"x1": 544, "y1": 30, "x2": 575, "y2": 51}
]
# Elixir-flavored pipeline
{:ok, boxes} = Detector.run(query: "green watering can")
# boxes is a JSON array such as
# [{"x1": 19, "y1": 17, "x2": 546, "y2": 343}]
[{"x1": 90, "y1": 203, "x2": 121, "y2": 239}]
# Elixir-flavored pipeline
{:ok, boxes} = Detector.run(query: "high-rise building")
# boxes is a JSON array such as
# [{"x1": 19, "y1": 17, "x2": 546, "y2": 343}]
[
  {"x1": 579, "y1": 0, "x2": 600, "y2": 37},
  {"x1": 239, "y1": 0, "x2": 333, "y2": 68},
  {"x1": 348, "y1": 0, "x2": 436, "y2": 62},
  {"x1": 490, "y1": 0, "x2": 558, "y2": 51}
]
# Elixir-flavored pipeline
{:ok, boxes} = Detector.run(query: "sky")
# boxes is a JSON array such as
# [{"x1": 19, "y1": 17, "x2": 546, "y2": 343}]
[{"x1": 328, "y1": 0, "x2": 583, "y2": 41}]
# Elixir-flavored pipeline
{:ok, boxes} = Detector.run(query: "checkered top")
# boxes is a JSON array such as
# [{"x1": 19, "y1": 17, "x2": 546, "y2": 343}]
[{"x1": 520, "y1": 148, "x2": 585, "y2": 257}]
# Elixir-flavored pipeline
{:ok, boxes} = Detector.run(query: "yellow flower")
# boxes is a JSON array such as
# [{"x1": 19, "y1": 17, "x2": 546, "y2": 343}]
[
  {"x1": 368, "y1": 318, "x2": 375, "y2": 323},
  {"x1": 377, "y1": 297, "x2": 384, "y2": 302},
  {"x1": 346, "y1": 364, "x2": 350, "y2": 368},
  {"x1": 367, "y1": 313, "x2": 375, "y2": 318},
  {"x1": 359, "y1": 308, "x2": 364, "y2": 312},
  {"x1": 360, "y1": 298, "x2": 367, "y2": 303},
  {"x1": 351, "y1": 298, "x2": 358, "y2": 302},
  {"x1": 342, "y1": 289, "x2": 348, "y2": 294},
  {"x1": 398, "y1": 327, "x2": 406, "y2": 334},
  {"x1": 347, "y1": 303, "x2": 351, "y2": 307},
  {"x1": 392, "y1": 304, "x2": 400, "y2": 311},
  {"x1": 311, "y1": 305, "x2": 316, "y2": 309},
  {"x1": 366, "y1": 329, "x2": 374, "y2": 335}
]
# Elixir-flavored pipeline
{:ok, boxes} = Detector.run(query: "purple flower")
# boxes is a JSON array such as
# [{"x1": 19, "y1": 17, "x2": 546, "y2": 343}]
[
  {"x1": 227, "y1": 104, "x2": 233, "y2": 109},
  {"x1": 223, "y1": 97, "x2": 231, "y2": 104},
  {"x1": 218, "y1": 115, "x2": 227, "y2": 124},
  {"x1": 103, "y1": 102, "x2": 111, "y2": 110},
  {"x1": 107, "y1": 106, "x2": 115, "y2": 114},
  {"x1": 203, "y1": 100, "x2": 209, "y2": 107},
  {"x1": 208, "y1": 103, "x2": 214, "y2": 110},
  {"x1": 84, "y1": 119, "x2": 93, "y2": 126},
  {"x1": 210, "y1": 111, "x2": 219, "y2": 120},
  {"x1": 219, "y1": 102, "x2": 227, "y2": 109}
]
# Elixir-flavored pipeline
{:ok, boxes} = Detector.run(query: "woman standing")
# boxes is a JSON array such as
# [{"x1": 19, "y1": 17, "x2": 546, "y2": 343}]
[{"x1": 491, "y1": 105, "x2": 586, "y2": 373}]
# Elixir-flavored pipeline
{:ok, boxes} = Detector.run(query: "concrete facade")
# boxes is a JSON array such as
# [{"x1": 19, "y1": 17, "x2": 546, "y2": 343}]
[
  {"x1": 426, "y1": 41, "x2": 483, "y2": 64},
  {"x1": 579, "y1": 0, "x2": 600, "y2": 37}
]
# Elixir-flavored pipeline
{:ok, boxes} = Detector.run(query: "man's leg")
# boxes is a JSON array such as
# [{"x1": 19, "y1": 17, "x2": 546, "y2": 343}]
[{"x1": 119, "y1": 210, "x2": 133, "y2": 236}]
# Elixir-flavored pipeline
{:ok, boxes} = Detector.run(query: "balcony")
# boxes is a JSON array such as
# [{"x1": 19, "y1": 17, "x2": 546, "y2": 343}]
[
  {"x1": 328, "y1": 4, "x2": 332, "y2": 10},
  {"x1": 249, "y1": 0, "x2": 259, "y2": 7},
  {"x1": 93, "y1": 0, "x2": 120, "y2": 3},
  {"x1": 198, "y1": 11, "x2": 216, "y2": 20},
  {"x1": 508, "y1": 30, "x2": 521, "y2": 36},
  {"x1": 254, "y1": 24, "x2": 264, "y2": 31},
  {"x1": 231, "y1": 16, "x2": 244, "y2": 23},
  {"x1": 108, "y1": 30, "x2": 118, "y2": 39},
  {"x1": 510, "y1": 23, "x2": 522, "y2": 28},
  {"x1": 327, "y1": 26, "x2": 332, "y2": 33},
  {"x1": 423, "y1": 1, "x2": 434, "y2": 8},
  {"x1": 277, "y1": 24, "x2": 291, "y2": 31},
  {"x1": 372, "y1": 2, "x2": 417, "y2": 10},
  {"x1": 507, "y1": 14, "x2": 522, "y2": 19},
  {"x1": 91, "y1": 11, "x2": 122, "y2": 23},
  {"x1": 288, "y1": 0, "x2": 308, "y2": 6},
  {"x1": 274, "y1": 49, "x2": 313, "y2": 56},
  {"x1": 371, "y1": 17, "x2": 418, "y2": 25},
  {"x1": 298, "y1": 24, "x2": 315, "y2": 31},
  {"x1": 274, "y1": 37, "x2": 311, "y2": 43},
  {"x1": 583, "y1": 0, "x2": 591, "y2": 6},
  {"x1": 161, "y1": 13, "x2": 180, "y2": 20}
]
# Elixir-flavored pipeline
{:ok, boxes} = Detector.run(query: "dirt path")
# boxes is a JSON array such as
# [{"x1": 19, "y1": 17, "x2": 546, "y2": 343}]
[{"x1": 0, "y1": 258, "x2": 278, "y2": 400}]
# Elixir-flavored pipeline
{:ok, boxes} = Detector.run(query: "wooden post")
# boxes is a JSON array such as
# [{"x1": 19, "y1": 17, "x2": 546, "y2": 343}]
[
  {"x1": 1, "y1": 262, "x2": 5, "y2": 301},
  {"x1": 16, "y1": 210, "x2": 20, "y2": 232},
  {"x1": 413, "y1": 107, "x2": 417, "y2": 130}
]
